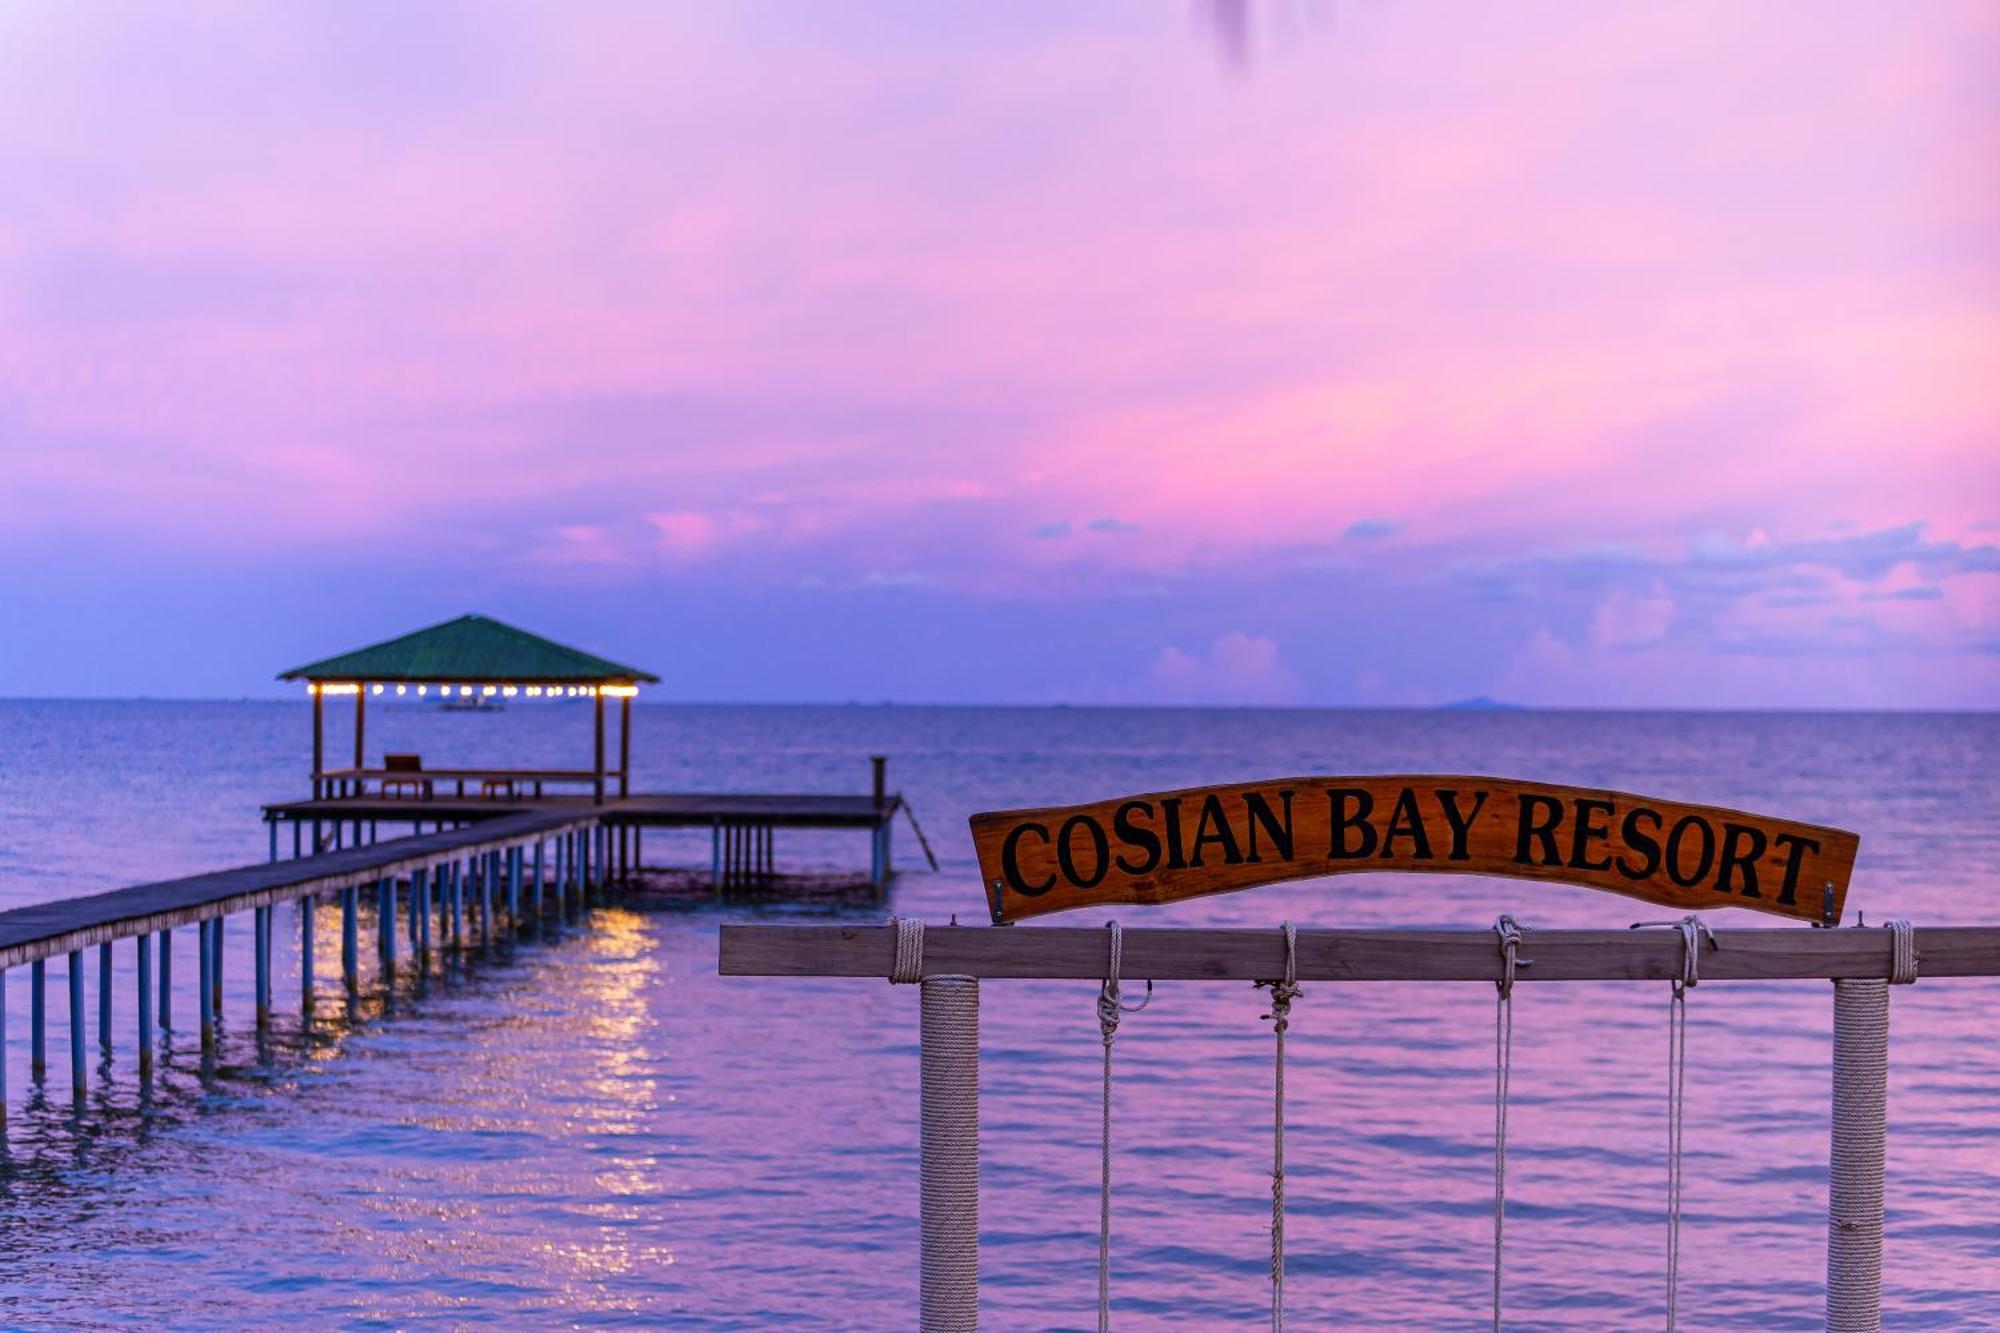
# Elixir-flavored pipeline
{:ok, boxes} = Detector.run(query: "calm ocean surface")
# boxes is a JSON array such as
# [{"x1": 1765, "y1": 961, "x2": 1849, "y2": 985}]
[{"x1": 0, "y1": 702, "x2": 1994, "y2": 1329}]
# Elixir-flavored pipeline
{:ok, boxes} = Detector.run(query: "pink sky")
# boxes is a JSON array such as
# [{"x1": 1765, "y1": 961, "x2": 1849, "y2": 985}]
[{"x1": 1, "y1": 3, "x2": 1995, "y2": 704}]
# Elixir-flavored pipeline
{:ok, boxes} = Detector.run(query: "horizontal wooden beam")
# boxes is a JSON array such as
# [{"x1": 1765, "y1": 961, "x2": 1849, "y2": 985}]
[{"x1": 720, "y1": 923, "x2": 2000, "y2": 983}]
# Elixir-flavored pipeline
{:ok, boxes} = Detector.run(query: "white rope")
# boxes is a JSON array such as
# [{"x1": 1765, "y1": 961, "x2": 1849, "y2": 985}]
[
  {"x1": 1827, "y1": 977, "x2": 1888, "y2": 1332},
  {"x1": 890, "y1": 915, "x2": 926, "y2": 984},
  {"x1": 1255, "y1": 923, "x2": 1303, "y2": 1333},
  {"x1": 1491, "y1": 915, "x2": 1530, "y2": 1331},
  {"x1": 1885, "y1": 919, "x2": 1917, "y2": 985},
  {"x1": 1630, "y1": 914, "x2": 1715, "y2": 1331},
  {"x1": 1097, "y1": 921, "x2": 1151, "y2": 1332},
  {"x1": 920, "y1": 974, "x2": 980, "y2": 1333}
]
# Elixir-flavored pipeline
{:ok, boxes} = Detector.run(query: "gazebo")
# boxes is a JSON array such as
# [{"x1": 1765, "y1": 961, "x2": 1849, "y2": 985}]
[{"x1": 279, "y1": 614, "x2": 660, "y2": 805}]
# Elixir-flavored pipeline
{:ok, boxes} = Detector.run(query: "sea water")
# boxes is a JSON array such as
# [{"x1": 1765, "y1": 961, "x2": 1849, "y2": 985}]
[{"x1": 0, "y1": 701, "x2": 1993, "y2": 1328}]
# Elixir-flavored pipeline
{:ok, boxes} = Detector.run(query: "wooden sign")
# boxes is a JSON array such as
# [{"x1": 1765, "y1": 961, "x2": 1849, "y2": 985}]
[{"x1": 972, "y1": 776, "x2": 1858, "y2": 926}]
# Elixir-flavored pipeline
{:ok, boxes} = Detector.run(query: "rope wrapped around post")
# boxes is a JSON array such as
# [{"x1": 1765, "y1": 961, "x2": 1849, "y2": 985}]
[
  {"x1": 1491, "y1": 915, "x2": 1530, "y2": 1331},
  {"x1": 1096, "y1": 921, "x2": 1151, "y2": 1332},
  {"x1": 1254, "y1": 923, "x2": 1303, "y2": 1333},
  {"x1": 891, "y1": 917, "x2": 980, "y2": 1333},
  {"x1": 1826, "y1": 918, "x2": 1917, "y2": 1333}
]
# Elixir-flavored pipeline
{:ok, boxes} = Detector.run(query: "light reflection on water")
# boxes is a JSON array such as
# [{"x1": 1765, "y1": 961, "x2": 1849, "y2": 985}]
[{"x1": 0, "y1": 702, "x2": 1994, "y2": 1327}]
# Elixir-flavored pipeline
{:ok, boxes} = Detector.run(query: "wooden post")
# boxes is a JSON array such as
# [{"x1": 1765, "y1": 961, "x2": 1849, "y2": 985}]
[
  {"x1": 342, "y1": 887, "x2": 359, "y2": 989},
  {"x1": 136, "y1": 935, "x2": 154, "y2": 1078},
  {"x1": 712, "y1": 821, "x2": 721, "y2": 891},
  {"x1": 212, "y1": 914, "x2": 224, "y2": 1012},
  {"x1": 593, "y1": 691, "x2": 606, "y2": 805},
  {"x1": 507, "y1": 849, "x2": 521, "y2": 929},
  {"x1": 311, "y1": 685, "x2": 324, "y2": 798},
  {"x1": 254, "y1": 906, "x2": 271, "y2": 1029},
  {"x1": 301, "y1": 896, "x2": 316, "y2": 1015},
  {"x1": 354, "y1": 684, "x2": 367, "y2": 779},
  {"x1": 198, "y1": 922, "x2": 215, "y2": 1053},
  {"x1": 873, "y1": 755, "x2": 887, "y2": 809},
  {"x1": 67, "y1": 951, "x2": 85, "y2": 1095},
  {"x1": 533, "y1": 841, "x2": 546, "y2": 921},
  {"x1": 619, "y1": 694, "x2": 631, "y2": 798},
  {"x1": 97, "y1": 940, "x2": 113, "y2": 1054},
  {"x1": 0, "y1": 971, "x2": 7, "y2": 1129},
  {"x1": 30, "y1": 959, "x2": 44, "y2": 1080},
  {"x1": 381, "y1": 877, "x2": 398, "y2": 972},
  {"x1": 158, "y1": 931, "x2": 171, "y2": 1030}
]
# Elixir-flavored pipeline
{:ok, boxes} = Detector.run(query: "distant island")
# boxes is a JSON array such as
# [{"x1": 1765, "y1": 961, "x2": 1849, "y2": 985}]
[{"x1": 1436, "y1": 696, "x2": 1525, "y2": 711}]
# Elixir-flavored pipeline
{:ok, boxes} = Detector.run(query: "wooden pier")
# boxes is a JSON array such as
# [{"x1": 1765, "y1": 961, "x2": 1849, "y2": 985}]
[{"x1": 0, "y1": 807, "x2": 611, "y2": 1121}]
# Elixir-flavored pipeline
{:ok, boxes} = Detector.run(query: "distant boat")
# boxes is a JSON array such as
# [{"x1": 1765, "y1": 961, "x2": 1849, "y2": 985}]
[
  {"x1": 438, "y1": 696, "x2": 505, "y2": 712},
  {"x1": 1436, "y1": 695, "x2": 1524, "y2": 711}
]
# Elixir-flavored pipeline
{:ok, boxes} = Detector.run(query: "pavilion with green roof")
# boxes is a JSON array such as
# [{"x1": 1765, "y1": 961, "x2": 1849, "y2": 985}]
[{"x1": 280, "y1": 614, "x2": 659, "y2": 804}]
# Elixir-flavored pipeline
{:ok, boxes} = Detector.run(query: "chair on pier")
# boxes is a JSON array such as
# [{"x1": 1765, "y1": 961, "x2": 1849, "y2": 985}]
[{"x1": 381, "y1": 753, "x2": 431, "y2": 799}]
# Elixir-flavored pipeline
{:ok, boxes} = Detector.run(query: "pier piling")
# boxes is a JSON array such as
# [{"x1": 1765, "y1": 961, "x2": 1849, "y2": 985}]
[
  {"x1": 68, "y1": 952, "x2": 85, "y2": 1094},
  {"x1": 254, "y1": 906, "x2": 271, "y2": 1029},
  {"x1": 98, "y1": 940, "x2": 113, "y2": 1054},
  {"x1": 158, "y1": 931, "x2": 171, "y2": 1030},
  {"x1": 198, "y1": 921, "x2": 215, "y2": 1053},
  {"x1": 136, "y1": 935, "x2": 153, "y2": 1077},
  {"x1": 30, "y1": 960, "x2": 45, "y2": 1079},
  {"x1": 300, "y1": 897, "x2": 316, "y2": 1015},
  {"x1": 342, "y1": 887, "x2": 359, "y2": 989}
]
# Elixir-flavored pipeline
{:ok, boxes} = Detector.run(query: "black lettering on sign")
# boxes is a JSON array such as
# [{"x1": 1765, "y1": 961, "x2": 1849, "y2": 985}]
[
  {"x1": 971, "y1": 775, "x2": 1859, "y2": 928},
  {"x1": 1772, "y1": 832, "x2": 1820, "y2": 908},
  {"x1": 1434, "y1": 789, "x2": 1487, "y2": 860},
  {"x1": 1717, "y1": 822, "x2": 1766, "y2": 898},
  {"x1": 1112, "y1": 801, "x2": 1161, "y2": 876},
  {"x1": 1001, "y1": 822, "x2": 1055, "y2": 896},
  {"x1": 1380, "y1": 787, "x2": 1433, "y2": 860},
  {"x1": 1617, "y1": 807, "x2": 1663, "y2": 880},
  {"x1": 1327, "y1": 788, "x2": 1377, "y2": 859},
  {"x1": 1244, "y1": 790, "x2": 1294, "y2": 863},
  {"x1": 1514, "y1": 794, "x2": 1564, "y2": 867},
  {"x1": 1161, "y1": 797, "x2": 1188, "y2": 870},
  {"x1": 1189, "y1": 794, "x2": 1244, "y2": 868},
  {"x1": 1568, "y1": 798, "x2": 1616, "y2": 872},
  {"x1": 1057, "y1": 815, "x2": 1109, "y2": 889},
  {"x1": 1665, "y1": 815, "x2": 1715, "y2": 888}
]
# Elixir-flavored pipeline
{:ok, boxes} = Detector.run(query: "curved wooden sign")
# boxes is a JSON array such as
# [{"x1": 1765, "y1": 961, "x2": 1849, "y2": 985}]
[{"x1": 971, "y1": 776, "x2": 1858, "y2": 926}]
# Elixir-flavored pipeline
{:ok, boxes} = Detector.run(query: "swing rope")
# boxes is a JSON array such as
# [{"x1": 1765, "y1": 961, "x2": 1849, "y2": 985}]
[
  {"x1": 1491, "y1": 915, "x2": 1530, "y2": 1331},
  {"x1": 1255, "y1": 923, "x2": 1303, "y2": 1332},
  {"x1": 1097, "y1": 921, "x2": 1151, "y2": 1332},
  {"x1": 1631, "y1": 913, "x2": 1716, "y2": 1330}
]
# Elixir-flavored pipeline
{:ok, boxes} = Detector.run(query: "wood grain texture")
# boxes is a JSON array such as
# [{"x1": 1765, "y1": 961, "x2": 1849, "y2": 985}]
[
  {"x1": 720, "y1": 924, "x2": 2000, "y2": 982},
  {"x1": 970, "y1": 775, "x2": 1858, "y2": 926}
]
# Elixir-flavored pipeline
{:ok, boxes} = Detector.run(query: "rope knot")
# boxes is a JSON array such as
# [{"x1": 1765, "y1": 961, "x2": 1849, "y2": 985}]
[
  {"x1": 1256, "y1": 922, "x2": 1303, "y2": 1034},
  {"x1": 1493, "y1": 914, "x2": 1531, "y2": 998},
  {"x1": 1098, "y1": 921, "x2": 1152, "y2": 1047},
  {"x1": 1630, "y1": 913, "x2": 1718, "y2": 998}
]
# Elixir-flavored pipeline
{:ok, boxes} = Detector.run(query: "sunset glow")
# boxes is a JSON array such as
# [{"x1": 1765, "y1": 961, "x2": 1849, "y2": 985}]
[{"x1": 1, "y1": 3, "x2": 1994, "y2": 704}]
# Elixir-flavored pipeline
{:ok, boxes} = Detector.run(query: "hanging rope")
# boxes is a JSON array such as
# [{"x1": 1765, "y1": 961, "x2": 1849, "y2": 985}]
[
  {"x1": 890, "y1": 915, "x2": 926, "y2": 984},
  {"x1": 1630, "y1": 914, "x2": 1716, "y2": 1330},
  {"x1": 1097, "y1": 921, "x2": 1151, "y2": 1332},
  {"x1": 1491, "y1": 915, "x2": 1530, "y2": 1331},
  {"x1": 1255, "y1": 923, "x2": 1303, "y2": 1332}
]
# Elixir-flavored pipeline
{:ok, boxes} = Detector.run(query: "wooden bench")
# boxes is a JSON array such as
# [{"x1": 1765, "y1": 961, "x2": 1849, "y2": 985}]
[{"x1": 380, "y1": 753, "x2": 432, "y2": 799}]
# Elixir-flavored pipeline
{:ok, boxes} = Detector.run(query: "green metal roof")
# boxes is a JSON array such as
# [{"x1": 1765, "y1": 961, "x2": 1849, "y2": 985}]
[{"x1": 278, "y1": 614, "x2": 659, "y2": 684}]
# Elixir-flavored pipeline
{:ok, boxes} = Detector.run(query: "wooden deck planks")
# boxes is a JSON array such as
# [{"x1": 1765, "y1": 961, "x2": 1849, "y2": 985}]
[
  {"x1": 263, "y1": 791, "x2": 902, "y2": 828},
  {"x1": 0, "y1": 810, "x2": 595, "y2": 970}
]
